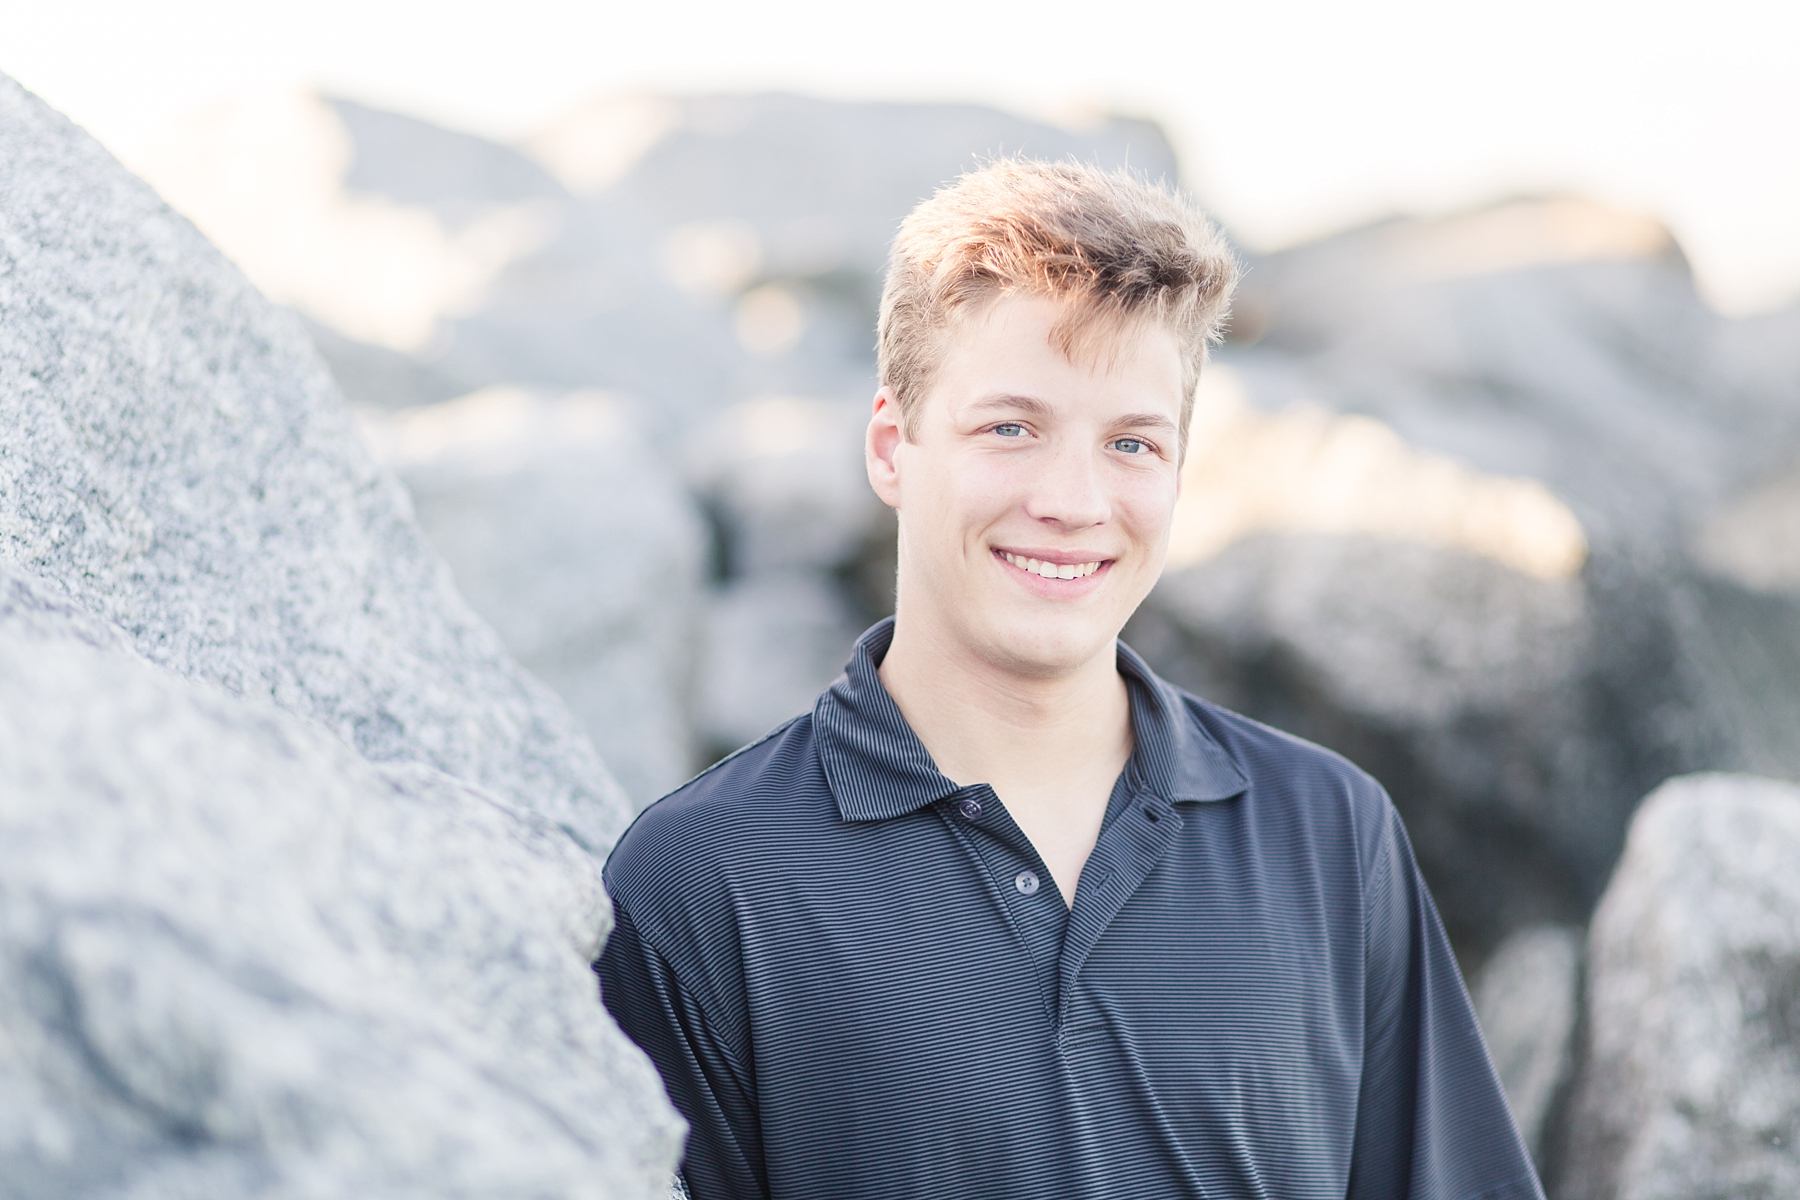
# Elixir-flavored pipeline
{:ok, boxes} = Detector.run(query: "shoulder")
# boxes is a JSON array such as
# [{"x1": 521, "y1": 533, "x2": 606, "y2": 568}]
[
  {"x1": 1176, "y1": 688, "x2": 1395, "y2": 885},
  {"x1": 605, "y1": 712, "x2": 826, "y2": 908}
]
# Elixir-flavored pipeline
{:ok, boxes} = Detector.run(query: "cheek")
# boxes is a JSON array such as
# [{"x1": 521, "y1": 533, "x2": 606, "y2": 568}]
[
  {"x1": 1114, "y1": 472, "x2": 1180, "y2": 550},
  {"x1": 923, "y1": 455, "x2": 1026, "y2": 537}
]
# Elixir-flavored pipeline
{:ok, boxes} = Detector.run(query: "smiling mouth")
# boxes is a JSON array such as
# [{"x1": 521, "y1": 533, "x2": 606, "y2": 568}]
[{"x1": 997, "y1": 550, "x2": 1106, "y2": 580}]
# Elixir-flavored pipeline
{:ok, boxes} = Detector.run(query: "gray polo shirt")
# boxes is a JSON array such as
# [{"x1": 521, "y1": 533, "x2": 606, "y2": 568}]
[{"x1": 599, "y1": 618, "x2": 1541, "y2": 1199}]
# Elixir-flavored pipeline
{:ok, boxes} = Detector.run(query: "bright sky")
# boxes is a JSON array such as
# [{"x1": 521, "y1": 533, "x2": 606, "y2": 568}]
[{"x1": 4, "y1": 0, "x2": 1797, "y2": 314}]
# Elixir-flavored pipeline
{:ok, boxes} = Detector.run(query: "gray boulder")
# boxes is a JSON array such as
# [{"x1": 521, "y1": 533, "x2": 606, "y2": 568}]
[
  {"x1": 0, "y1": 571, "x2": 682, "y2": 1198},
  {"x1": 0, "y1": 74, "x2": 681, "y2": 1193},
  {"x1": 358, "y1": 387, "x2": 710, "y2": 807},
  {"x1": 1558, "y1": 773, "x2": 1800, "y2": 1199},
  {"x1": 1473, "y1": 925, "x2": 1583, "y2": 1167},
  {"x1": 1, "y1": 75, "x2": 629, "y2": 850}
]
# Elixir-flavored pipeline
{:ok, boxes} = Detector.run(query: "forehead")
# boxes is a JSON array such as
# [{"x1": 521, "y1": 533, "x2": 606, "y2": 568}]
[{"x1": 927, "y1": 294, "x2": 1185, "y2": 420}]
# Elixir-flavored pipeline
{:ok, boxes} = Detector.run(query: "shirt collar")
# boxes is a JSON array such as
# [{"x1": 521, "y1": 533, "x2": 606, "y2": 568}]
[{"x1": 816, "y1": 618, "x2": 1249, "y2": 823}]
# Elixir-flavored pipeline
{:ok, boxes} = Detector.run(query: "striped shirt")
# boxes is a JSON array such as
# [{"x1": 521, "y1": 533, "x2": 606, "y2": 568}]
[{"x1": 599, "y1": 618, "x2": 1541, "y2": 1200}]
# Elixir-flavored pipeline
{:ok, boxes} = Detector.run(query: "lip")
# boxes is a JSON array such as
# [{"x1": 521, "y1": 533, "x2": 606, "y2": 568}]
[{"x1": 993, "y1": 546, "x2": 1113, "y2": 567}]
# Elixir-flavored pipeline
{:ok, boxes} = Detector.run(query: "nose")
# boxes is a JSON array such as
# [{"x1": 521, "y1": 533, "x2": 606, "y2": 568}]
[{"x1": 1022, "y1": 439, "x2": 1110, "y2": 530}]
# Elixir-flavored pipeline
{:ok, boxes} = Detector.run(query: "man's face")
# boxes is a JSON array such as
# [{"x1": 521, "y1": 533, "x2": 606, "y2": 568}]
[{"x1": 868, "y1": 294, "x2": 1186, "y2": 678}]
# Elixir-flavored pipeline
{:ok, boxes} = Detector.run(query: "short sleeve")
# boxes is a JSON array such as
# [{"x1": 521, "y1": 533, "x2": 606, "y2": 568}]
[
  {"x1": 1348, "y1": 799, "x2": 1545, "y2": 1200},
  {"x1": 598, "y1": 900, "x2": 769, "y2": 1200}
]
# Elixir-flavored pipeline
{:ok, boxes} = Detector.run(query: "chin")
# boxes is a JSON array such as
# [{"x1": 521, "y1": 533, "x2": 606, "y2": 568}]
[{"x1": 971, "y1": 605, "x2": 1122, "y2": 679}]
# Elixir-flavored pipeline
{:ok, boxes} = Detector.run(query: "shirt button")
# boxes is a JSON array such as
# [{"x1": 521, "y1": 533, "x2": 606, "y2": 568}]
[
  {"x1": 957, "y1": 796, "x2": 983, "y2": 820},
  {"x1": 1014, "y1": 870, "x2": 1040, "y2": 895}
]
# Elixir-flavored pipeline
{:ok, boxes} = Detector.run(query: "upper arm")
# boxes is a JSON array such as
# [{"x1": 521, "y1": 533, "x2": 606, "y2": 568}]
[
  {"x1": 598, "y1": 900, "x2": 768, "y2": 1200},
  {"x1": 1347, "y1": 796, "x2": 1544, "y2": 1200}
]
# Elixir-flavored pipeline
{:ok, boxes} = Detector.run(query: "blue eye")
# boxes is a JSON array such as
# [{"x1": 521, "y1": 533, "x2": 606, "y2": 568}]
[
  {"x1": 993, "y1": 423, "x2": 1026, "y2": 437},
  {"x1": 1112, "y1": 438, "x2": 1149, "y2": 454}
]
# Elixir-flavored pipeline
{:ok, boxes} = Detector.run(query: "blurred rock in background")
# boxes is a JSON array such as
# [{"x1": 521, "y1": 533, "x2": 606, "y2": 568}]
[
  {"x1": 1473, "y1": 924, "x2": 1583, "y2": 1168},
  {"x1": 139, "y1": 91, "x2": 1174, "y2": 423},
  {"x1": 1557, "y1": 774, "x2": 1800, "y2": 1198}
]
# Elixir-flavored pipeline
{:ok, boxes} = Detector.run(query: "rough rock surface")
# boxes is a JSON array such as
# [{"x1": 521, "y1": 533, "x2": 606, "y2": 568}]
[
  {"x1": 0, "y1": 74, "x2": 681, "y2": 1194},
  {"x1": 1, "y1": 77, "x2": 630, "y2": 850},
  {"x1": 1557, "y1": 773, "x2": 1800, "y2": 1200},
  {"x1": 358, "y1": 387, "x2": 709, "y2": 806},
  {"x1": 1473, "y1": 925, "x2": 1582, "y2": 1167},
  {"x1": 0, "y1": 571, "x2": 682, "y2": 1198}
]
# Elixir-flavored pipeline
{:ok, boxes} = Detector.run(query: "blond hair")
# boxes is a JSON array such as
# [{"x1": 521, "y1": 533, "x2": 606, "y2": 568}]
[{"x1": 877, "y1": 158, "x2": 1239, "y2": 455}]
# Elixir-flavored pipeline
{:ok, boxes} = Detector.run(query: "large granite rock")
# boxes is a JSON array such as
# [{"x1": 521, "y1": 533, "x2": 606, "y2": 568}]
[
  {"x1": 1558, "y1": 773, "x2": 1800, "y2": 1199},
  {"x1": 0, "y1": 74, "x2": 681, "y2": 1194},
  {"x1": 0, "y1": 571, "x2": 681, "y2": 1197},
  {"x1": 3, "y1": 77, "x2": 631, "y2": 849},
  {"x1": 358, "y1": 386, "x2": 709, "y2": 807},
  {"x1": 1130, "y1": 199, "x2": 1800, "y2": 951}
]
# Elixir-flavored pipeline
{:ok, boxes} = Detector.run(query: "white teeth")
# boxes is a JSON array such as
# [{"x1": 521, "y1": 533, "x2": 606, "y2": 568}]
[{"x1": 1000, "y1": 551, "x2": 1102, "y2": 579}]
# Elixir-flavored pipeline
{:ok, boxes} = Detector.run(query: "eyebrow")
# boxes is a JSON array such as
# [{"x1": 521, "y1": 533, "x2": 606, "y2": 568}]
[
  {"x1": 968, "y1": 392, "x2": 1054, "y2": 417},
  {"x1": 1114, "y1": 413, "x2": 1179, "y2": 433},
  {"x1": 968, "y1": 394, "x2": 1179, "y2": 433}
]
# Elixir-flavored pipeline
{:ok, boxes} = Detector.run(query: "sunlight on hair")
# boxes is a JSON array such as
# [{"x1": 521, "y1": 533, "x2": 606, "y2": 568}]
[{"x1": 880, "y1": 159, "x2": 1238, "y2": 438}]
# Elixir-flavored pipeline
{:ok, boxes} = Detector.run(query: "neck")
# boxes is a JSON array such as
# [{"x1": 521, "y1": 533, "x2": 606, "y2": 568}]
[{"x1": 876, "y1": 605, "x2": 1131, "y2": 805}]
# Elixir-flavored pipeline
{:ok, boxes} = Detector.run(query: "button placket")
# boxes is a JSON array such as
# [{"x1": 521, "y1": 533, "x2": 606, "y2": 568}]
[{"x1": 940, "y1": 786, "x2": 1068, "y2": 1018}]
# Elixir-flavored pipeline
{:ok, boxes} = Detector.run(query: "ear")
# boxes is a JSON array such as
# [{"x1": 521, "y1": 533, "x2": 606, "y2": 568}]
[{"x1": 866, "y1": 387, "x2": 904, "y2": 510}]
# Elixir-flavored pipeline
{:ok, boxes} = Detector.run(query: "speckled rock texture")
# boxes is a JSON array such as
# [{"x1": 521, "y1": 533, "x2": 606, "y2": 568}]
[
  {"x1": 1557, "y1": 773, "x2": 1800, "y2": 1199},
  {"x1": 0, "y1": 75, "x2": 630, "y2": 852},
  {"x1": 0, "y1": 74, "x2": 682, "y2": 1196}
]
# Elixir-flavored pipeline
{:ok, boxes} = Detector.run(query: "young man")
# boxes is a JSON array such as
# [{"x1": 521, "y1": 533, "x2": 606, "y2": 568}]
[{"x1": 599, "y1": 160, "x2": 1541, "y2": 1200}]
